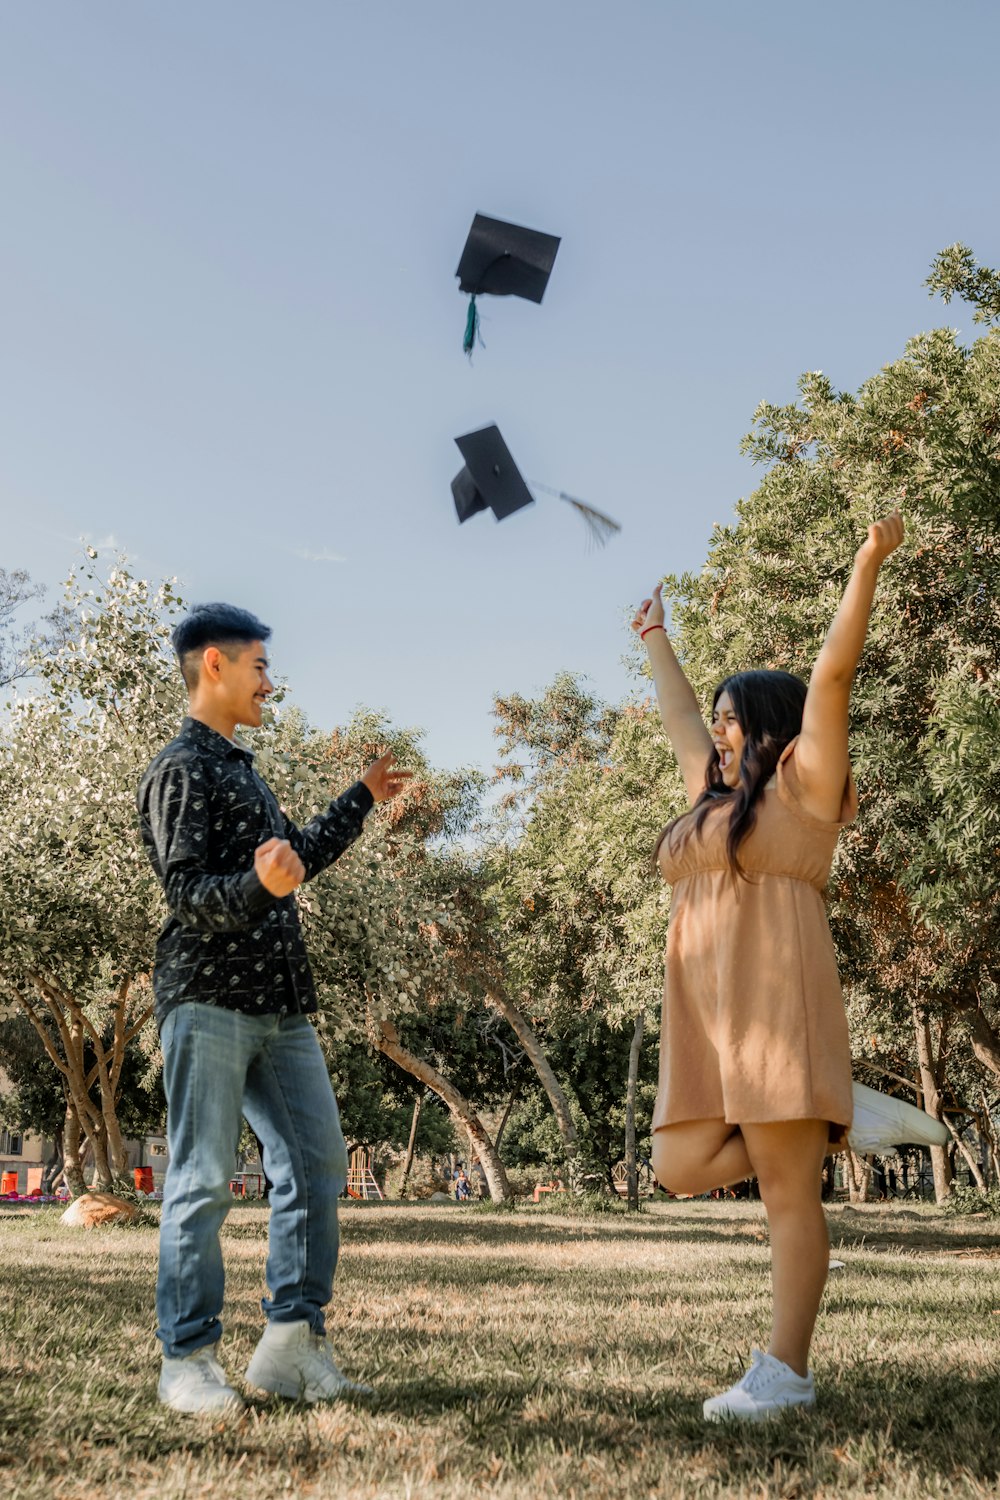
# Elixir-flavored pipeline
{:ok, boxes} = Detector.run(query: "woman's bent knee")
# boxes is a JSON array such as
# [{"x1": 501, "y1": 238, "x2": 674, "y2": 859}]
[{"x1": 652, "y1": 1120, "x2": 738, "y2": 1197}]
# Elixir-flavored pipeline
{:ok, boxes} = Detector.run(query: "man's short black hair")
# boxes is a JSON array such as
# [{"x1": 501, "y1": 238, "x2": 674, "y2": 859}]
[{"x1": 172, "y1": 603, "x2": 271, "y2": 690}]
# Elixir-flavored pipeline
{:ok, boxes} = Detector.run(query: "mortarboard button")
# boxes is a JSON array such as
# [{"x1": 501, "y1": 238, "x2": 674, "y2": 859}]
[{"x1": 456, "y1": 213, "x2": 560, "y2": 356}]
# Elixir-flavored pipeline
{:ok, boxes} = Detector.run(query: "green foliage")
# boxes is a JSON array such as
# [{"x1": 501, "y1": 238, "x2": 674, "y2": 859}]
[
  {"x1": 0, "y1": 1016, "x2": 65, "y2": 1136},
  {"x1": 487, "y1": 676, "x2": 673, "y2": 1036},
  {"x1": 499, "y1": 1016, "x2": 658, "y2": 1180},
  {"x1": 926, "y1": 243, "x2": 1000, "y2": 326},
  {"x1": 938, "y1": 1182, "x2": 1000, "y2": 1219}
]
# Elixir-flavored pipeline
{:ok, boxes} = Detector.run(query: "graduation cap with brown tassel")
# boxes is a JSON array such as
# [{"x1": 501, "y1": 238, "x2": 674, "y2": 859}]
[{"x1": 451, "y1": 425, "x2": 621, "y2": 545}]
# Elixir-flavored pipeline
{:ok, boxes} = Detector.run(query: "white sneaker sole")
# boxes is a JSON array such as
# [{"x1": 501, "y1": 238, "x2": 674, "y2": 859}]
[
  {"x1": 245, "y1": 1356, "x2": 362, "y2": 1403},
  {"x1": 849, "y1": 1082, "x2": 949, "y2": 1153},
  {"x1": 158, "y1": 1386, "x2": 245, "y2": 1415},
  {"x1": 704, "y1": 1392, "x2": 815, "y2": 1422}
]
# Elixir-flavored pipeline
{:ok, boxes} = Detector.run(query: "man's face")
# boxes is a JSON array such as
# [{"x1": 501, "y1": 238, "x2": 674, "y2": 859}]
[{"x1": 218, "y1": 639, "x2": 274, "y2": 728}]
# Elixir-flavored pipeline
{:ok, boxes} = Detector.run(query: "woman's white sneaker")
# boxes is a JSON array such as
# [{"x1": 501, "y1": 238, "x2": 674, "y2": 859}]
[
  {"x1": 245, "y1": 1319, "x2": 372, "y2": 1402},
  {"x1": 158, "y1": 1347, "x2": 245, "y2": 1414},
  {"x1": 703, "y1": 1349, "x2": 815, "y2": 1422},
  {"x1": 848, "y1": 1082, "x2": 950, "y2": 1155}
]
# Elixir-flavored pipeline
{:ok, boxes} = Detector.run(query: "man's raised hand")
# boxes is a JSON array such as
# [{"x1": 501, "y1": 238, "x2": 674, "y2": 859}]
[
  {"x1": 361, "y1": 750, "x2": 414, "y2": 804},
  {"x1": 254, "y1": 837, "x2": 306, "y2": 897}
]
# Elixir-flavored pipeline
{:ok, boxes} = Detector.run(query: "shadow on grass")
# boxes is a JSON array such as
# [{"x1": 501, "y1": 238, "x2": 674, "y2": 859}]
[
  {"x1": 340, "y1": 1210, "x2": 772, "y2": 1254},
  {"x1": 4, "y1": 1205, "x2": 999, "y2": 1495},
  {"x1": 362, "y1": 1365, "x2": 1000, "y2": 1483}
]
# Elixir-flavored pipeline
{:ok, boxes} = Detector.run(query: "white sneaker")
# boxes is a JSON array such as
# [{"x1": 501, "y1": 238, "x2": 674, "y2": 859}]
[
  {"x1": 704, "y1": 1349, "x2": 815, "y2": 1422},
  {"x1": 245, "y1": 1320, "x2": 372, "y2": 1402},
  {"x1": 158, "y1": 1347, "x2": 245, "y2": 1414},
  {"x1": 848, "y1": 1082, "x2": 950, "y2": 1154}
]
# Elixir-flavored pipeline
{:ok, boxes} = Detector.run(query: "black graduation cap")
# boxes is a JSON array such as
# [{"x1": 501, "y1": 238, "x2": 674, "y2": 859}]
[
  {"x1": 451, "y1": 425, "x2": 621, "y2": 545},
  {"x1": 456, "y1": 213, "x2": 561, "y2": 356}
]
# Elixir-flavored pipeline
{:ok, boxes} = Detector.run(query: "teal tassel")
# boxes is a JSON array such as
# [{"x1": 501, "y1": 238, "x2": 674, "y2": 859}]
[{"x1": 463, "y1": 295, "x2": 479, "y2": 357}]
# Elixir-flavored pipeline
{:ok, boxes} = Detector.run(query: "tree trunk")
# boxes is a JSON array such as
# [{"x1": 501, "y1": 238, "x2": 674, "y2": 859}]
[
  {"x1": 42, "y1": 1123, "x2": 65, "y2": 1194},
  {"x1": 62, "y1": 1101, "x2": 87, "y2": 1198},
  {"x1": 485, "y1": 983, "x2": 580, "y2": 1187},
  {"x1": 624, "y1": 1011, "x2": 645, "y2": 1213},
  {"x1": 945, "y1": 1119, "x2": 987, "y2": 1192},
  {"x1": 373, "y1": 1020, "x2": 513, "y2": 1203},
  {"x1": 982, "y1": 1091, "x2": 1000, "y2": 1190},
  {"x1": 913, "y1": 1004, "x2": 952, "y2": 1203},
  {"x1": 965, "y1": 1008, "x2": 1000, "y2": 1083},
  {"x1": 15, "y1": 973, "x2": 151, "y2": 1193},
  {"x1": 846, "y1": 1148, "x2": 873, "y2": 1203},
  {"x1": 494, "y1": 1085, "x2": 519, "y2": 1154},
  {"x1": 89, "y1": 1124, "x2": 114, "y2": 1191},
  {"x1": 398, "y1": 1095, "x2": 422, "y2": 1200}
]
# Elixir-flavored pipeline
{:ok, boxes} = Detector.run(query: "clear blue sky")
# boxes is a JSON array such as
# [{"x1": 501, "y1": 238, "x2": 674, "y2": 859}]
[{"x1": 2, "y1": 2, "x2": 997, "y2": 773}]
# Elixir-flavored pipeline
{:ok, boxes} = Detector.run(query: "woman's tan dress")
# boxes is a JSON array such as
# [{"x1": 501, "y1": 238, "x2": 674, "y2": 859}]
[{"x1": 652, "y1": 737, "x2": 855, "y2": 1137}]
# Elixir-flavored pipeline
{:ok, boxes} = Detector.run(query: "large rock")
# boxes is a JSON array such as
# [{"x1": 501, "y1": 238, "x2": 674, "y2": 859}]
[{"x1": 61, "y1": 1192, "x2": 139, "y2": 1228}]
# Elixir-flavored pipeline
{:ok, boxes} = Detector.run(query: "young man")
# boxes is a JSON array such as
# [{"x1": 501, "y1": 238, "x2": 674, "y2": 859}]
[{"x1": 138, "y1": 603, "x2": 410, "y2": 1414}]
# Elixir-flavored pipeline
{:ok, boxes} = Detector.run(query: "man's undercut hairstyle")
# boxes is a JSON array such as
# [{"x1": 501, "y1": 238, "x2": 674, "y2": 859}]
[{"x1": 172, "y1": 603, "x2": 272, "y2": 690}]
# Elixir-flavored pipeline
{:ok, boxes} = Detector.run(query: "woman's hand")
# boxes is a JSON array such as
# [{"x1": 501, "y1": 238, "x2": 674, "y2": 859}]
[
  {"x1": 631, "y1": 583, "x2": 665, "y2": 636},
  {"x1": 856, "y1": 510, "x2": 904, "y2": 569}
]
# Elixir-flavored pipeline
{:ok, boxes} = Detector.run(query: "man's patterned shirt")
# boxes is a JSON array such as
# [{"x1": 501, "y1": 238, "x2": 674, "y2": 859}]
[{"x1": 137, "y1": 716, "x2": 373, "y2": 1027}]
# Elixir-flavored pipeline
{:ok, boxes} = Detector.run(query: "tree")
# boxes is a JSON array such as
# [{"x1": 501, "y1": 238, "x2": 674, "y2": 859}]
[
  {"x1": 0, "y1": 556, "x2": 185, "y2": 1190},
  {"x1": 481, "y1": 676, "x2": 672, "y2": 1199},
  {"x1": 0, "y1": 566, "x2": 75, "y2": 691},
  {"x1": 0, "y1": 569, "x2": 44, "y2": 690}
]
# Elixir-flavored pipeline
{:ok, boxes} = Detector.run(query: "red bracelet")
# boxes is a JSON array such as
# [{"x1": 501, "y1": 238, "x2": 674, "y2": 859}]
[{"x1": 640, "y1": 624, "x2": 665, "y2": 640}]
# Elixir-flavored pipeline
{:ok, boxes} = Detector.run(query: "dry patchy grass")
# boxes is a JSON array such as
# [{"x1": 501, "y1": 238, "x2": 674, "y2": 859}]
[{"x1": 0, "y1": 1199, "x2": 998, "y2": 1498}]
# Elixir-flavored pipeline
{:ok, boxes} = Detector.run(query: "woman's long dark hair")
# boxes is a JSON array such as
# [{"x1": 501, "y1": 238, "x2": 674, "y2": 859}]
[{"x1": 654, "y1": 669, "x2": 807, "y2": 880}]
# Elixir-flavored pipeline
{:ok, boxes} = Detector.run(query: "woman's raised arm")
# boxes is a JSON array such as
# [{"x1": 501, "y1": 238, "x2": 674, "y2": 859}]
[
  {"x1": 632, "y1": 584, "x2": 714, "y2": 804},
  {"x1": 795, "y1": 511, "x2": 904, "y2": 820}
]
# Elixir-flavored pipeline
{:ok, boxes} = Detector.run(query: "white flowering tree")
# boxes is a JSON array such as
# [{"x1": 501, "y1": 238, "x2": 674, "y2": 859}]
[{"x1": 0, "y1": 554, "x2": 183, "y2": 1191}]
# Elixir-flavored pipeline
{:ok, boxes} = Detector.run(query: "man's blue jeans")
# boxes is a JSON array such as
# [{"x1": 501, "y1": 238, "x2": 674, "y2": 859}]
[{"x1": 156, "y1": 1002, "x2": 348, "y2": 1359}]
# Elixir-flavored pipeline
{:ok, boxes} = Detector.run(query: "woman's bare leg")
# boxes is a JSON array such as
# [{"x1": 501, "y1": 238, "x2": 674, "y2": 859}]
[
  {"x1": 741, "y1": 1119, "x2": 830, "y2": 1377},
  {"x1": 651, "y1": 1119, "x2": 753, "y2": 1196}
]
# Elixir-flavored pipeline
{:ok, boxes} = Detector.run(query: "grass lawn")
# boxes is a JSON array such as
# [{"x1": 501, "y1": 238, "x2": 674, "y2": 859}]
[{"x1": 0, "y1": 1198, "x2": 998, "y2": 1499}]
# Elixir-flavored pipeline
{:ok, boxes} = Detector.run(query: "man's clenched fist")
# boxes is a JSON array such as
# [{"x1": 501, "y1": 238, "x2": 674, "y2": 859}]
[{"x1": 254, "y1": 837, "x2": 306, "y2": 897}]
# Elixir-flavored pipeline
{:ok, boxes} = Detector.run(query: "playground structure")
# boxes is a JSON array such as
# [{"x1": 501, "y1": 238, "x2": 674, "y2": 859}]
[
  {"x1": 346, "y1": 1148, "x2": 384, "y2": 1200},
  {"x1": 532, "y1": 1178, "x2": 564, "y2": 1203},
  {"x1": 229, "y1": 1171, "x2": 266, "y2": 1198},
  {"x1": 610, "y1": 1160, "x2": 656, "y2": 1198}
]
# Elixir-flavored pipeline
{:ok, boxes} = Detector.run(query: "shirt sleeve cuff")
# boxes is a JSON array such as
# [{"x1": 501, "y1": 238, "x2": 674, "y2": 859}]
[
  {"x1": 240, "y1": 868, "x2": 277, "y2": 914},
  {"x1": 344, "y1": 780, "x2": 375, "y2": 816}
]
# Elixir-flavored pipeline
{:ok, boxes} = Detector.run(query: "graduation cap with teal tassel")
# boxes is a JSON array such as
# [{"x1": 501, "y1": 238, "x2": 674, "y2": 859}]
[
  {"x1": 451, "y1": 424, "x2": 621, "y2": 546},
  {"x1": 456, "y1": 214, "x2": 561, "y2": 357}
]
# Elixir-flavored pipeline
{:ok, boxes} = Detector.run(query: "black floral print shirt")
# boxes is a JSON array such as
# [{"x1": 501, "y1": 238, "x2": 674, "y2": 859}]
[{"x1": 137, "y1": 716, "x2": 373, "y2": 1027}]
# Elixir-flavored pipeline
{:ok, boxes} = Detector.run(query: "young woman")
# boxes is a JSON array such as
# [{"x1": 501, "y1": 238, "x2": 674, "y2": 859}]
[{"x1": 633, "y1": 511, "x2": 913, "y2": 1421}]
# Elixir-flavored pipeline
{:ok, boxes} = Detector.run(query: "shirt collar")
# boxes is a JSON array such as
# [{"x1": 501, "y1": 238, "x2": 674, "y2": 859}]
[{"x1": 181, "y1": 716, "x2": 255, "y2": 763}]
